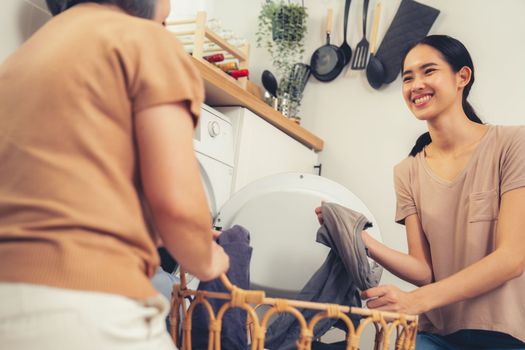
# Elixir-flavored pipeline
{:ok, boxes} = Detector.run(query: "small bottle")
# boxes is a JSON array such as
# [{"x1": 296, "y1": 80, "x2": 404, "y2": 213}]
[
  {"x1": 217, "y1": 61, "x2": 239, "y2": 72},
  {"x1": 227, "y1": 69, "x2": 249, "y2": 79},
  {"x1": 203, "y1": 53, "x2": 225, "y2": 63}
]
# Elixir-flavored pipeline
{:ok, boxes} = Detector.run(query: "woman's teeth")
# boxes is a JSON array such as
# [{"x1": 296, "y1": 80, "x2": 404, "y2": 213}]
[{"x1": 414, "y1": 95, "x2": 432, "y2": 105}]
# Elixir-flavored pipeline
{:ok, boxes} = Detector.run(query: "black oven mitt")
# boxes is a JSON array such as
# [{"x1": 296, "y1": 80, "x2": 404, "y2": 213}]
[{"x1": 375, "y1": 0, "x2": 440, "y2": 84}]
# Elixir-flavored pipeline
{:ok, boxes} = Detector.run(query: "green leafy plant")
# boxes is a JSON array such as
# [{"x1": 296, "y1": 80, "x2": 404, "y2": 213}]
[{"x1": 256, "y1": 0, "x2": 308, "y2": 86}]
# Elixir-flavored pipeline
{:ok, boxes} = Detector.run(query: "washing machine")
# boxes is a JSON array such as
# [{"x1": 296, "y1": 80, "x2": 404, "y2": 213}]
[
  {"x1": 194, "y1": 104, "x2": 234, "y2": 218},
  {"x1": 154, "y1": 103, "x2": 381, "y2": 298},
  {"x1": 155, "y1": 105, "x2": 382, "y2": 346}
]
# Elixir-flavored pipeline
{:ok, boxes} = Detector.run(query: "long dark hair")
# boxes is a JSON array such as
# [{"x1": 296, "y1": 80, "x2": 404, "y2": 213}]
[
  {"x1": 46, "y1": 0, "x2": 157, "y2": 20},
  {"x1": 403, "y1": 35, "x2": 483, "y2": 157}
]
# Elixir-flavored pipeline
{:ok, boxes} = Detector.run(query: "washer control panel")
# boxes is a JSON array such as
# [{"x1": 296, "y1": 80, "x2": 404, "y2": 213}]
[{"x1": 193, "y1": 105, "x2": 234, "y2": 167}]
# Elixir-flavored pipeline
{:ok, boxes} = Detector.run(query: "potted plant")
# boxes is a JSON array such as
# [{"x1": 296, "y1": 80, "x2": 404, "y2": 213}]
[{"x1": 256, "y1": 0, "x2": 308, "y2": 86}]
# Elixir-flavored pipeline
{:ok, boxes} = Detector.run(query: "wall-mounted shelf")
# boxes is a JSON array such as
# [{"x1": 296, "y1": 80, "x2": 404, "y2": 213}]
[{"x1": 191, "y1": 57, "x2": 324, "y2": 152}]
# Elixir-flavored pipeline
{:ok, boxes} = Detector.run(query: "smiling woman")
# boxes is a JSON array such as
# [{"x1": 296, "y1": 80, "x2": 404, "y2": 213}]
[
  {"x1": 356, "y1": 35, "x2": 525, "y2": 349},
  {"x1": 402, "y1": 35, "x2": 483, "y2": 157}
]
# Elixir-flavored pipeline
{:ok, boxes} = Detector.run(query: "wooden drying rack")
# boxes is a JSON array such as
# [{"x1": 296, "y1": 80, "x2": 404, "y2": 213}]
[
  {"x1": 170, "y1": 269, "x2": 418, "y2": 350},
  {"x1": 165, "y1": 12, "x2": 250, "y2": 90}
]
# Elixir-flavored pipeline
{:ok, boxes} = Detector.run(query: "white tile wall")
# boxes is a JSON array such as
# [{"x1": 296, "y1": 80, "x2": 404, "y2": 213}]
[{"x1": 1, "y1": 0, "x2": 51, "y2": 62}]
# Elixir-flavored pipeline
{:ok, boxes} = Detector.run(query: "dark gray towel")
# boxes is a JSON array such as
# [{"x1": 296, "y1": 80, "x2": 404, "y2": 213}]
[
  {"x1": 264, "y1": 203, "x2": 382, "y2": 350},
  {"x1": 191, "y1": 225, "x2": 252, "y2": 350}
]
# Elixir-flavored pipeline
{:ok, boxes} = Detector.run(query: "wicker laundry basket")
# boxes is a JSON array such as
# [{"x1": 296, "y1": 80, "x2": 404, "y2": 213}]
[{"x1": 169, "y1": 270, "x2": 418, "y2": 350}]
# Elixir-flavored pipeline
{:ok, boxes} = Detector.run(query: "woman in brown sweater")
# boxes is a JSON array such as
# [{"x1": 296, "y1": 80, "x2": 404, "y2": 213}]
[{"x1": 0, "y1": 0, "x2": 228, "y2": 348}]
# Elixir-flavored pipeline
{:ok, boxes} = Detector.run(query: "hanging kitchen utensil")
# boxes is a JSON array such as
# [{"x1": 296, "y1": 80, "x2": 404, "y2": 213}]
[
  {"x1": 366, "y1": 1, "x2": 385, "y2": 89},
  {"x1": 261, "y1": 70, "x2": 278, "y2": 97},
  {"x1": 310, "y1": 9, "x2": 345, "y2": 82},
  {"x1": 374, "y1": 0, "x2": 440, "y2": 84},
  {"x1": 278, "y1": 63, "x2": 311, "y2": 120},
  {"x1": 287, "y1": 63, "x2": 311, "y2": 99},
  {"x1": 339, "y1": 0, "x2": 353, "y2": 66},
  {"x1": 351, "y1": 0, "x2": 370, "y2": 70}
]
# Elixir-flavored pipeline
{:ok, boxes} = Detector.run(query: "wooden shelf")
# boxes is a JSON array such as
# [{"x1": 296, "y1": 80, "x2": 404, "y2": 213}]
[{"x1": 192, "y1": 57, "x2": 324, "y2": 152}]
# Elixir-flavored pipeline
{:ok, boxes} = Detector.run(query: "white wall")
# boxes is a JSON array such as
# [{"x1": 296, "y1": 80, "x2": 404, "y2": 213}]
[
  {"x1": 208, "y1": 0, "x2": 525, "y2": 292},
  {"x1": 167, "y1": 0, "x2": 214, "y2": 21},
  {"x1": 0, "y1": 0, "x2": 51, "y2": 62}
]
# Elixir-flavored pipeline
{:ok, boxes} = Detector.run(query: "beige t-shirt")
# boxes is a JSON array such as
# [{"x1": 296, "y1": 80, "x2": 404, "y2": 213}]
[
  {"x1": 0, "y1": 3, "x2": 203, "y2": 298},
  {"x1": 394, "y1": 125, "x2": 525, "y2": 341}
]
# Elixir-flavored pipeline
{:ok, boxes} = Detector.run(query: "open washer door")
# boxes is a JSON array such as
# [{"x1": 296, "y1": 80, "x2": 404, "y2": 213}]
[{"x1": 214, "y1": 172, "x2": 382, "y2": 297}]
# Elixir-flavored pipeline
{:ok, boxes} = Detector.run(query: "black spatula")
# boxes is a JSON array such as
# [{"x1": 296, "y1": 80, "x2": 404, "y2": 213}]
[{"x1": 351, "y1": 0, "x2": 370, "y2": 70}]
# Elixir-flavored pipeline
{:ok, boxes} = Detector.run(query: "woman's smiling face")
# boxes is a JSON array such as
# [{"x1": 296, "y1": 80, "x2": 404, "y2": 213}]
[{"x1": 402, "y1": 44, "x2": 466, "y2": 121}]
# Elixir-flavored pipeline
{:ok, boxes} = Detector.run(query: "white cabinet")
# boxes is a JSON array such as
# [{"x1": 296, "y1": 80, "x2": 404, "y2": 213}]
[{"x1": 216, "y1": 107, "x2": 319, "y2": 193}]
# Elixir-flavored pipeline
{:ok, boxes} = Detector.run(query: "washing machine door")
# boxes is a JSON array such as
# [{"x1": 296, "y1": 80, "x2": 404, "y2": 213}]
[
  {"x1": 214, "y1": 172, "x2": 381, "y2": 297},
  {"x1": 195, "y1": 152, "x2": 233, "y2": 218}
]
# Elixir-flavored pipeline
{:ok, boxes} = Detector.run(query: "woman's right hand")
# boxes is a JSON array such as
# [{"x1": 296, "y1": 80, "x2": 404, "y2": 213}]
[
  {"x1": 203, "y1": 241, "x2": 230, "y2": 281},
  {"x1": 179, "y1": 241, "x2": 229, "y2": 282}
]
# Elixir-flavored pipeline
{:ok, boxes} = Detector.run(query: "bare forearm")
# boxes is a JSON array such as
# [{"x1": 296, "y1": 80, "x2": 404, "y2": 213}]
[
  {"x1": 413, "y1": 249, "x2": 524, "y2": 312},
  {"x1": 362, "y1": 232, "x2": 433, "y2": 286},
  {"x1": 136, "y1": 103, "x2": 229, "y2": 281},
  {"x1": 361, "y1": 248, "x2": 524, "y2": 315},
  {"x1": 153, "y1": 209, "x2": 215, "y2": 280}
]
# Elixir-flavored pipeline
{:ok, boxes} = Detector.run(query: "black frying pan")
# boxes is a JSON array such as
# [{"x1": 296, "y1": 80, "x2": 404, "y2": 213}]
[{"x1": 310, "y1": 9, "x2": 345, "y2": 82}]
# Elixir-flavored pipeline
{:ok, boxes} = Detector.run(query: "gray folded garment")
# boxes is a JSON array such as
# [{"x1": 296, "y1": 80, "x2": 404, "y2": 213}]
[
  {"x1": 319, "y1": 203, "x2": 382, "y2": 290},
  {"x1": 265, "y1": 203, "x2": 382, "y2": 350}
]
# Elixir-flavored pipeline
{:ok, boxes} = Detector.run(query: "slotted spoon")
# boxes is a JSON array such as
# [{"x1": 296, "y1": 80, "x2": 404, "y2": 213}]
[{"x1": 351, "y1": 0, "x2": 370, "y2": 70}]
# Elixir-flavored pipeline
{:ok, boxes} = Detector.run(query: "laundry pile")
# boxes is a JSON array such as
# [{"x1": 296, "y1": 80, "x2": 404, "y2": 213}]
[
  {"x1": 185, "y1": 203, "x2": 382, "y2": 350},
  {"x1": 191, "y1": 225, "x2": 253, "y2": 350}
]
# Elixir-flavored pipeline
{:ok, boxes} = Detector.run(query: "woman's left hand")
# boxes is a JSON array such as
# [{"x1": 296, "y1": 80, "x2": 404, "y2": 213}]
[{"x1": 361, "y1": 285, "x2": 425, "y2": 315}]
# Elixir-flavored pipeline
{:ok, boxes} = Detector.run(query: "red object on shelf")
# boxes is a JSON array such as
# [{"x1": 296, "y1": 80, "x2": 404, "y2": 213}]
[
  {"x1": 203, "y1": 53, "x2": 225, "y2": 63},
  {"x1": 227, "y1": 69, "x2": 249, "y2": 79}
]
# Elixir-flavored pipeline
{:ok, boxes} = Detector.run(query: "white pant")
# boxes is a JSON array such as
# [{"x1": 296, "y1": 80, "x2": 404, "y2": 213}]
[{"x1": 0, "y1": 283, "x2": 177, "y2": 350}]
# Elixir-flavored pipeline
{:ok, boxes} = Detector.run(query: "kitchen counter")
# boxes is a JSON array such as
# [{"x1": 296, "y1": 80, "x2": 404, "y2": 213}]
[{"x1": 192, "y1": 57, "x2": 324, "y2": 152}]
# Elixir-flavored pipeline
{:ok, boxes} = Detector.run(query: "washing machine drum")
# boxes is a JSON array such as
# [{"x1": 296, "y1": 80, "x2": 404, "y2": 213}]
[{"x1": 214, "y1": 173, "x2": 382, "y2": 297}]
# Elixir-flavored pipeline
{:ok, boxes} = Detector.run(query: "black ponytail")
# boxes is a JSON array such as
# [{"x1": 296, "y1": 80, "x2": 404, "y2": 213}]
[
  {"x1": 408, "y1": 132, "x2": 432, "y2": 157},
  {"x1": 463, "y1": 100, "x2": 482, "y2": 125},
  {"x1": 404, "y1": 35, "x2": 483, "y2": 157}
]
